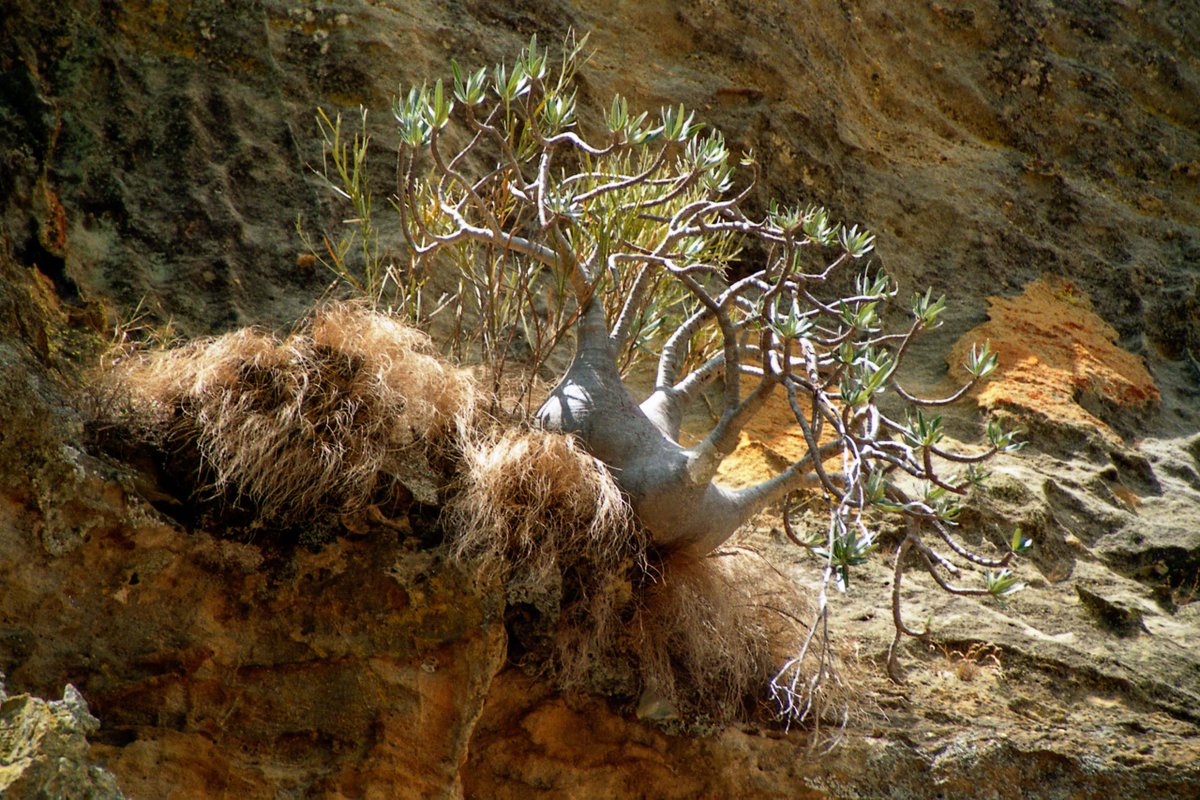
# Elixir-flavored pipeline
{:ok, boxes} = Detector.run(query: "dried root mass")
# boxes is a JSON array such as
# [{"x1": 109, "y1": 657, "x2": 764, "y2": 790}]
[
  {"x1": 446, "y1": 430, "x2": 852, "y2": 729},
  {"x1": 107, "y1": 302, "x2": 476, "y2": 524},
  {"x1": 448, "y1": 429, "x2": 636, "y2": 579},
  {"x1": 628, "y1": 548, "x2": 855, "y2": 730}
]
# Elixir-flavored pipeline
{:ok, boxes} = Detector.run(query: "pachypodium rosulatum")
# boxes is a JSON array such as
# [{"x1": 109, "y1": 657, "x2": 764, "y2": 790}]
[{"x1": 309, "y1": 34, "x2": 1028, "y2": 700}]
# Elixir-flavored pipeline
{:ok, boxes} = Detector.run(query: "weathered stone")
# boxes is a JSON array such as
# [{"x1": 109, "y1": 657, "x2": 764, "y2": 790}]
[
  {"x1": 1, "y1": 497, "x2": 506, "y2": 799},
  {"x1": 0, "y1": 0, "x2": 1198, "y2": 797},
  {"x1": 948, "y1": 277, "x2": 1160, "y2": 443},
  {"x1": 0, "y1": 679, "x2": 125, "y2": 799}
]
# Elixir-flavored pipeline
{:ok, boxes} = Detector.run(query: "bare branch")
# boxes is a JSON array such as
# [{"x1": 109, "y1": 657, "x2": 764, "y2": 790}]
[
  {"x1": 609, "y1": 263, "x2": 654, "y2": 348},
  {"x1": 429, "y1": 125, "x2": 501, "y2": 235},
  {"x1": 573, "y1": 145, "x2": 671, "y2": 204},
  {"x1": 892, "y1": 378, "x2": 979, "y2": 408}
]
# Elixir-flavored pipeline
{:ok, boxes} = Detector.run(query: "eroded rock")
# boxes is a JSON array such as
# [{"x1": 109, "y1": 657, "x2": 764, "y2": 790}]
[
  {"x1": 948, "y1": 277, "x2": 1160, "y2": 444},
  {"x1": 0, "y1": 679, "x2": 125, "y2": 799}
]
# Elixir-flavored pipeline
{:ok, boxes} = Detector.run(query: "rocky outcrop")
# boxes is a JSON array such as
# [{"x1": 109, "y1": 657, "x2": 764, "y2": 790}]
[
  {"x1": 0, "y1": 455, "x2": 505, "y2": 798},
  {"x1": 0, "y1": 679, "x2": 124, "y2": 799},
  {"x1": 1, "y1": 1, "x2": 1198, "y2": 798},
  {"x1": 947, "y1": 276, "x2": 1160, "y2": 443},
  {"x1": 466, "y1": 670, "x2": 1200, "y2": 800}
]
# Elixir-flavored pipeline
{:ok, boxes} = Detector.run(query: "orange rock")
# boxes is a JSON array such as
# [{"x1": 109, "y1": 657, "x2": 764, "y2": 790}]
[
  {"x1": 948, "y1": 277, "x2": 1159, "y2": 441},
  {"x1": 715, "y1": 392, "x2": 839, "y2": 490}
]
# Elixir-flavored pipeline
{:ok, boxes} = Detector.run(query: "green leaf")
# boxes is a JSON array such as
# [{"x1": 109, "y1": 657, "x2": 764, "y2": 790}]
[
  {"x1": 987, "y1": 419, "x2": 1025, "y2": 452},
  {"x1": 906, "y1": 409, "x2": 944, "y2": 448},
  {"x1": 768, "y1": 200, "x2": 802, "y2": 232},
  {"x1": 856, "y1": 269, "x2": 892, "y2": 298},
  {"x1": 393, "y1": 85, "x2": 433, "y2": 146},
  {"x1": 659, "y1": 103, "x2": 701, "y2": 142},
  {"x1": 839, "y1": 224, "x2": 875, "y2": 258},
  {"x1": 865, "y1": 469, "x2": 891, "y2": 504},
  {"x1": 966, "y1": 340, "x2": 999, "y2": 379},
  {"x1": 429, "y1": 79, "x2": 453, "y2": 128},
  {"x1": 986, "y1": 568, "x2": 1026, "y2": 597},
  {"x1": 520, "y1": 32, "x2": 547, "y2": 80},
  {"x1": 823, "y1": 528, "x2": 879, "y2": 591},
  {"x1": 1010, "y1": 528, "x2": 1033, "y2": 555},
  {"x1": 766, "y1": 298, "x2": 813, "y2": 340},
  {"x1": 802, "y1": 206, "x2": 837, "y2": 246},
  {"x1": 912, "y1": 288, "x2": 946, "y2": 327},
  {"x1": 451, "y1": 60, "x2": 487, "y2": 106},
  {"x1": 494, "y1": 62, "x2": 530, "y2": 101},
  {"x1": 541, "y1": 90, "x2": 577, "y2": 131},
  {"x1": 607, "y1": 94, "x2": 628, "y2": 132},
  {"x1": 962, "y1": 464, "x2": 991, "y2": 488}
]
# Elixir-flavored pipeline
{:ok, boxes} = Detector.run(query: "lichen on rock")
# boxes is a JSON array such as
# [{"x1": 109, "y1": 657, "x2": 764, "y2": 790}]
[{"x1": 0, "y1": 678, "x2": 125, "y2": 799}]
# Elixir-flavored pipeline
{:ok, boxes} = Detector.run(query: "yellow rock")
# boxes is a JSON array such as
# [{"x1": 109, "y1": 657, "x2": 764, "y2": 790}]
[{"x1": 948, "y1": 277, "x2": 1159, "y2": 442}]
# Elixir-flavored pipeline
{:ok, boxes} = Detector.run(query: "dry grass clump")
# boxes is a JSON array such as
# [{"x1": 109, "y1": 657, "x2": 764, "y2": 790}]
[
  {"x1": 107, "y1": 301, "x2": 476, "y2": 524},
  {"x1": 447, "y1": 428, "x2": 639, "y2": 597},
  {"x1": 448, "y1": 428, "x2": 647, "y2": 715},
  {"x1": 448, "y1": 428, "x2": 636, "y2": 577}
]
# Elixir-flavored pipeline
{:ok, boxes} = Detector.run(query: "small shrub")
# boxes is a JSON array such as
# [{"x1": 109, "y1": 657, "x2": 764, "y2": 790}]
[{"x1": 307, "y1": 32, "x2": 1031, "y2": 692}]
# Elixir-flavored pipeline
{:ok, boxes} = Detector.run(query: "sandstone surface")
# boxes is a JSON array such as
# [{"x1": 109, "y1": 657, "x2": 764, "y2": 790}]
[{"x1": 1, "y1": 1, "x2": 1198, "y2": 798}]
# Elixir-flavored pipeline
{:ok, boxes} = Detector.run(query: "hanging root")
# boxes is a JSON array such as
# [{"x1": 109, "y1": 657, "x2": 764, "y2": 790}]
[
  {"x1": 629, "y1": 547, "x2": 858, "y2": 732},
  {"x1": 103, "y1": 300, "x2": 477, "y2": 524}
]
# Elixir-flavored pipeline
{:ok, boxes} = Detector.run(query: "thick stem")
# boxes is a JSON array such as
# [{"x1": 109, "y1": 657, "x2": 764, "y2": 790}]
[
  {"x1": 539, "y1": 300, "x2": 832, "y2": 555},
  {"x1": 639, "y1": 351, "x2": 724, "y2": 440}
]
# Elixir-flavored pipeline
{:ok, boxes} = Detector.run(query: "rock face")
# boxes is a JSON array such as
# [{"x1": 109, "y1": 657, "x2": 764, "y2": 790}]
[
  {"x1": 0, "y1": 432, "x2": 505, "y2": 797},
  {"x1": 466, "y1": 671, "x2": 1200, "y2": 800},
  {"x1": 947, "y1": 276, "x2": 1161, "y2": 442},
  {"x1": 0, "y1": 680, "x2": 125, "y2": 799},
  {"x1": 1, "y1": 1, "x2": 1199, "y2": 798}
]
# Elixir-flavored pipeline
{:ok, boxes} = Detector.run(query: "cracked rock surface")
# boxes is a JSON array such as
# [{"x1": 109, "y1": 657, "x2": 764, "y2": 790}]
[{"x1": 1, "y1": 1, "x2": 1198, "y2": 797}]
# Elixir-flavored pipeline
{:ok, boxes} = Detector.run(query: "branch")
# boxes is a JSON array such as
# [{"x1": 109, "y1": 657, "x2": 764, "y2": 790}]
[
  {"x1": 929, "y1": 442, "x2": 999, "y2": 464},
  {"x1": 888, "y1": 535, "x2": 928, "y2": 682},
  {"x1": 685, "y1": 374, "x2": 777, "y2": 484},
  {"x1": 435, "y1": 208, "x2": 559, "y2": 268},
  {"x1": 573, "y1": 145, "x2": 671, "y2": 204},
  {"x1": 784, "y1": 379, "x2": 843, "y2": 500},
  {"x1": 536, "y1": 149, "x2": 554, "y2": 229},
  {"x1": 618, "y1": 166, "x2": 700, "y2": 214},
  {"x1": 609, "y1": 263, "x2": 654, "y2": 348},
  {"x1": 654, "y1": 266, "x2": 767, "y2": 400},
  {"x1": 673, "y1": 351, "x2": 726, "y2": 398},
  {"x1": 656, "y1": 306, "x2": 712, "y2": 389},
  {"x1": 930, "y1": 518, "x2": 1013, "y2": 568},
  {"x1": 428, "y1": 125, "x2": 500, "y2": 235},
  {"x1": 725, "y1": 439, "x2": 843, "y2": 511},
  {"x1": 912, "y1": 538, "x2": 991, "y2": 596},
  {"x1": 465, "y1": 108, "x2": 531, "y2": 188},
  {"x1": 538, "y1": 129, "x2": 617, "y2": 156},
  {"x1": 674, "y1": 271, "x2": 741, "y2": 408},
  {"x1": 892, "y1": 378, "x2": 978, "y2": 408}
]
